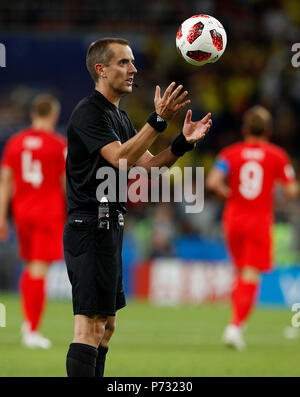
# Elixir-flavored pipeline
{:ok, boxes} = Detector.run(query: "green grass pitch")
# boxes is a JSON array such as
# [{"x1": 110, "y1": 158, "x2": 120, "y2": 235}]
[{"x1": 0, "y1": 292, "x2": 299, "y2": 377}]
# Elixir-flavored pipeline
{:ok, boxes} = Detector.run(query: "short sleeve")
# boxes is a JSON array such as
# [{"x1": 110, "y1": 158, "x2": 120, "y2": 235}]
[
  {"x1": 276, "y1": 150, "x2": 296, "y2": 184},
  {"x1": 213, "y1": 149, "x2": 230, "y2": 175},
  {"x1": 121, "y1": 110, "x2": 138, "y2": 139},
  {"x1": 1, "y1": 138, "x2": 15, "y2": 169},
  {"x1": 72, "y1": 105, "x2": 120, "y2": 154}
]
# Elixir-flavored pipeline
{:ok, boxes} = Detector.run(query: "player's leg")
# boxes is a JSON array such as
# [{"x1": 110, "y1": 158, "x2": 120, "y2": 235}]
[
  {"x1": 16, "y1": 219, "x2": 51, "y2": 344},
  {"x1": 66, "y1": 314, "x2": 107, "y2": 377},
  {"x1": 231, "y1": 266, "x2": 261, "y2": 327},
  {"x1": 95, "y1": 315, "x2": 116, "y2": 377},
  {"x1": 20, "y1": 217, "x2": 64, "y2": 348},
  {"x1": 223, "y1": 221, "x2": 246, "y2": 327},
  {"x1": 22, "y1": 260, "x2": 49, "y2": 331},
  {"x1": 230, "y1": 223, "x2": 271, "y2": 331},
  {"x1": 15, "y1": 218, "x2": 32, "y2": 330},
  {"x1": 223, "y1": 221, "x2": 270, "y2": 350},
  {"x1": 222, "y1": 221, "x2": 247, "y2": 350},
  {"x1": 19, "y1": 262, "x2": 32, "y2": 330},
  {"x1": 223, "y1": 266, "x2": 261, "y2": 350},
  {"x1": 20, "y1": 260, "x2": 52, "y2": 348}
]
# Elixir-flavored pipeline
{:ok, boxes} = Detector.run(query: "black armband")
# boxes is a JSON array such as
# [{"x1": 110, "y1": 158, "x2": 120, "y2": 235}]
[
  {"x1": 146, "y1": 112, "x2": 168, "y2": 133},
  {"x1": 171, "y1": 132, "x2": 195, "y2": 157}
]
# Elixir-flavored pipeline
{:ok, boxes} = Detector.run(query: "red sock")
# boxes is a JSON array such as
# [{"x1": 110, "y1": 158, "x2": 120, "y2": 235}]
[
  {"x1": 231, "y1": 275, "x2": 258, "y2": 327},
  {"x1": 19, "y1": 270, "x2": 46, "y2": 332}
]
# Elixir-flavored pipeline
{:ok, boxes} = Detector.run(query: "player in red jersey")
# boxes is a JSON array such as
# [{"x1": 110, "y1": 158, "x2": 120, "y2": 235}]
[
  {"x1": 0, "y1": 94, "x2": 67, "y2": 348},
  {"x1": 206, "y1": 105, "x2": 299, "y2": 350}
]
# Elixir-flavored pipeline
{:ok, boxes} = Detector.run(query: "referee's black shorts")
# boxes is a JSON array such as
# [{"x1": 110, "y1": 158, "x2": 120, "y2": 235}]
[{"x1": 63, "y1": 210, "x2": 126, "y2": 317}]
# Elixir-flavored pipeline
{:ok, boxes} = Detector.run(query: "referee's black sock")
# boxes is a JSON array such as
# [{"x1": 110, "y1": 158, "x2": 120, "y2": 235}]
[
  {"x1": 66, "y1": 343, "x2": 98, "y2": 377},
  {"x1": 95, "y1": 345, "x2": 109, "y2": 377}
]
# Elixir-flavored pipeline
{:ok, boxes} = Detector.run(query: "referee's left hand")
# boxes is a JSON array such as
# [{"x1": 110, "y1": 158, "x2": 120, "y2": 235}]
[
  {"x1": 154, "y1": 82, "x2": 191, "y2": 121},
  {"x1": 183, "y1": 110, "x2": 212, "y2": 144}
]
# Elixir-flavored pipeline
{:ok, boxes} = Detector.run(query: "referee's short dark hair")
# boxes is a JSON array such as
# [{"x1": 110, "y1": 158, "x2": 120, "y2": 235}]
[{"x1": 86, "y1": 38, "x2": 130, "y2": 83}]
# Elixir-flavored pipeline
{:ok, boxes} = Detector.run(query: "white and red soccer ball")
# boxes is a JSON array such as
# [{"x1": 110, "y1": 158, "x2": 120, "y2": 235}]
[{"x1": 176, "y1": 14, "x2": 227, "y2": 66}]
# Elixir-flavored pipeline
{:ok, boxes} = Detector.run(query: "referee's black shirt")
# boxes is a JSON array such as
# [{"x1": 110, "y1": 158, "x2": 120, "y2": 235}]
[{"x1": 66, "y1": 90, "x2": 137, "y2": 215}]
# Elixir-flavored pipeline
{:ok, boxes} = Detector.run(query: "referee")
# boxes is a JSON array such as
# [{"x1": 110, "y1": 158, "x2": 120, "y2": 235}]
[{"x1": 64, "y1": 37, "x2": 212, "y2": 377}]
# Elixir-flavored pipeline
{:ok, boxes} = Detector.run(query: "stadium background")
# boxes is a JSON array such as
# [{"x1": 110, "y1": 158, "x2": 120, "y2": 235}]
[{"x1": 0, "y1": 0, "x2": 300, "y2": 376}]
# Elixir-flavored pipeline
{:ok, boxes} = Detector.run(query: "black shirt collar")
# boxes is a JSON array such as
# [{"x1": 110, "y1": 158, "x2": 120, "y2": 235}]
[{"x1": 93, "y1": 89, "x2": 118, "y2": 111}]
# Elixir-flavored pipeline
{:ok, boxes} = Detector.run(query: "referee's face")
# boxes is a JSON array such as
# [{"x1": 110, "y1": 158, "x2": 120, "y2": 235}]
[{"x1": 104, "y1": 44, "x2": 137, "y2": 96}]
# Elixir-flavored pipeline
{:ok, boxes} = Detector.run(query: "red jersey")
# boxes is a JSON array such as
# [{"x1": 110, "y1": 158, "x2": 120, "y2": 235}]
[
  {"x1": 215, "y1": 140, "x2": 296, "y2": 223},
  {"x1": 1, "y1": 128, "x2": 67, "y2": 220}
]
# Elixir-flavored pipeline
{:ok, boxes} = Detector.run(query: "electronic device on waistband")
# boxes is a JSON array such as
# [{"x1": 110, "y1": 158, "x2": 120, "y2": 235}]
[{"x1": 98, "y1": 197, "x2": 110, "y2": 230}]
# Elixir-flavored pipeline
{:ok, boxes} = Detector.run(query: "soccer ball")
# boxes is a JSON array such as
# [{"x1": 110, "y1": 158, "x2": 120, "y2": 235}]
[{"x1": 176, "y1": 14, "x2": 227, "y2": 66}]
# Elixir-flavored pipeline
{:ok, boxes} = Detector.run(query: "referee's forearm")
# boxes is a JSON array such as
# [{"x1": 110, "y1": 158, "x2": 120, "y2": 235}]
[
  {"x1": 117, "y1": 124, "x2": 160, "y2": 168},
  {"x1": 141, "y1": 147, "x2": 178, "y2": 174}
]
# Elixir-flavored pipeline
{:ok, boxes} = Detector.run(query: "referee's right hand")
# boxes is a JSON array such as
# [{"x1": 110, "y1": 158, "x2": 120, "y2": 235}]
[{"x1": 154, "y1": 82, "x2": 191, "y2": 122}]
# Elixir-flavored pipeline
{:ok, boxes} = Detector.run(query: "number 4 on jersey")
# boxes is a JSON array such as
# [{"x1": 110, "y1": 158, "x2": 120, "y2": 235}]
[{"x1": 21, "y1": 150, "x2": 43, "y2": 188}]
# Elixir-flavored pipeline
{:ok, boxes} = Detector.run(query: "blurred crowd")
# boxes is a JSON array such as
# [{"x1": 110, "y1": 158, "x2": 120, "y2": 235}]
[{"x1": 0, "y1": 0, "x2": 300, "y2": 262}]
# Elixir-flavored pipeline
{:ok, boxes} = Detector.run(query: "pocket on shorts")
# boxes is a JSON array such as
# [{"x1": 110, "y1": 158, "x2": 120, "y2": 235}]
[{"x1": 63, "y1": 216, "x2": 95, "y2": 257}]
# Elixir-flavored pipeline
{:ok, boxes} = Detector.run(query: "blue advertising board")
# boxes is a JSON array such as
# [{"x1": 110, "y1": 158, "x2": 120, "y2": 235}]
[{"x1": 259, "y1": 267, "x2": 300, "y2": 307}]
